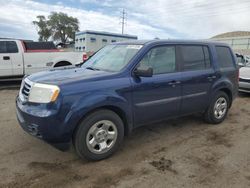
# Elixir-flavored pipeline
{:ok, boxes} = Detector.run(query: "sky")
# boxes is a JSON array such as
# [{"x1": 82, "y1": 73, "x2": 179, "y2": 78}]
[{"x1": 0, "y1": 0, "x2": 250, "y2": 41}]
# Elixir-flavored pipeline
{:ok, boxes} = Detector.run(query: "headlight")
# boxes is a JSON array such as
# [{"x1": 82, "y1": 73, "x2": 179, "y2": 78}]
[{"x1": 28, "y1": 83, "x2": 60, "y2": 103}]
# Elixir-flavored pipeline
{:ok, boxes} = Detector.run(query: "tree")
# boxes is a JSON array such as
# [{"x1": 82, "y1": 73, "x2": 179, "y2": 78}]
[
  {"x1": 32, "y1": 12, "x2": 79, "y2": 43},
  {"x1": 32, "y1": 15, "x2": 51, "y2": 42},
  {"x1": 48, "y1": 12, "x2": 79, "y2": 43}
]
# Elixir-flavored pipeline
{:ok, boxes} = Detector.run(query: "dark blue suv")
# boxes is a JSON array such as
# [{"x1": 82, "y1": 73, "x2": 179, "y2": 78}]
[{"x1": 16, "y1": 40, "x2": 238, "y2": 160}]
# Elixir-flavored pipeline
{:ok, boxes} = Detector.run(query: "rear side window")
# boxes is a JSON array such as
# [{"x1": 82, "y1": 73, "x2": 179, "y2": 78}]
[
  {"x1": 215, "y1": 46, "x2": 234, "y2": 68},
  {"x1": 181, "y1": 45, "x2": 211, "y2": 71},
  {"x1": 0, "y1": 41, "x2": 18, "y2": 53},
  {"x1": 6, "y1": 41, "x2": 18, "y2": 53}
]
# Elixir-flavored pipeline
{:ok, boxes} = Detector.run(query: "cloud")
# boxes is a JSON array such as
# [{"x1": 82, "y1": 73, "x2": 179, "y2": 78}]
[{"x1": 0, "y1": 0, "x2": 249, "y2": 41}]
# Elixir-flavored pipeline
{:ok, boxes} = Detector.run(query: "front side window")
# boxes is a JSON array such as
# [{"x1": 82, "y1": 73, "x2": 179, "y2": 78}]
[
  {"x1": 216, "y1": 46, "x2": 234, "y2": 68},
  {"x1": 0, "y1": 41, "x2": 6, "y2": 53},
  {"x1": 181, "y1": 45, "x2": 210, "y2": 71},
  {"x1": 83, "y1": 44, "x2": 142, "y2": 72},
  {"x1": 138, "y1": 46, "x2": 176, "y2": 75}
]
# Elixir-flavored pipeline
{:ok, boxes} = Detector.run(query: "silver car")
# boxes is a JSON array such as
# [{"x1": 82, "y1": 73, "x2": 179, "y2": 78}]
[{"x1": 239, "y1": 64, "x2": 250, "y2": 93}]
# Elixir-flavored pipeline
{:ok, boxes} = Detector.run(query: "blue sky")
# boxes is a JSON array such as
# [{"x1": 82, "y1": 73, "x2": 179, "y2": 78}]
[{"x1": 0, "y1": 0, "x2": 250, "y2": 41}]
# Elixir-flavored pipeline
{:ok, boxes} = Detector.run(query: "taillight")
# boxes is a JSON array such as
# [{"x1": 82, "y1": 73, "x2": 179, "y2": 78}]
[{"x1": 83, "y1": 54, "x2": 88, "y2": 62}]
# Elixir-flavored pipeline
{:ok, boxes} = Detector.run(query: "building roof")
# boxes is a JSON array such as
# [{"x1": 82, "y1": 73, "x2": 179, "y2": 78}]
[
  {"x1": 116, "y1": 39, "x2": 229, "y2": 46},
  {"x1": 212, "y1": 31, "x2": 250, "y2": 39},
  {"x1": 76, "y1": 30, "x2": 137, "y2": 39}
]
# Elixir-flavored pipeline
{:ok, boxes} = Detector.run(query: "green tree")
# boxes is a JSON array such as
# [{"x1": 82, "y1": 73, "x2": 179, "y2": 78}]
[
  {"x1": 48, "y1": 12, "x2": 79, "y2": 43},
  {"x1": 32, "y1": 12, "x2": 79, "y2": 43},
  {"x1": 32, "y1": 15, "x2": 51, "y2": 42}
]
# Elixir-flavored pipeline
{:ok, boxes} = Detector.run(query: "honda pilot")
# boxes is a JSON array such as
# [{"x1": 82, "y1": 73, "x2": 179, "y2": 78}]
[{"x1": 16, "y1": 40, "x2": 238, "y2": 160}]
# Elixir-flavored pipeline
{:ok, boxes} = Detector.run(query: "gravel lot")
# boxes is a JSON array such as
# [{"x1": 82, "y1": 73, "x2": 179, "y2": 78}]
[{"x1": 0, "y1": 88, "x2": 250, "y2": 188}]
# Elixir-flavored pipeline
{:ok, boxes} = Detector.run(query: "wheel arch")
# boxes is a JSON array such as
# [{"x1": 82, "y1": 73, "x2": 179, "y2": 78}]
[{"x1": 54, "y1": 61, "x2": 72, "y2": 67}]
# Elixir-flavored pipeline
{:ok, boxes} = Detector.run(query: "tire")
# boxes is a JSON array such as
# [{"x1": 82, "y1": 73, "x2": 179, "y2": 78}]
[
  {"x1": 73, "y1": 109, "x2": 124, "y2": 161},
  {"x1": 204, "y1": 91, "x2": 230, "y2": 124}
]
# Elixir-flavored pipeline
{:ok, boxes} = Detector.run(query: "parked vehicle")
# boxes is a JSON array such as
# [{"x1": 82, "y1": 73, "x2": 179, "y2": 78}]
[
  {"x1": 0, "y1": 39, "x2": 85, "y2": 79},
  {"x1": 239, "y1": 64, "x2": 250, "y2": 93},
  {"x1": 236, "y1": 53, "x2": 249, "y2": 67},
  {"x1": 16, "y1": 40, "x2": 238, "y2": 160}
]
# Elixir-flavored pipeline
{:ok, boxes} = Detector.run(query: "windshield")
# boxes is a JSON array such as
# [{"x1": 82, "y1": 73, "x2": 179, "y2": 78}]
[{"x1": 82, "y1": 44, "x2": 142, "y2": 72}]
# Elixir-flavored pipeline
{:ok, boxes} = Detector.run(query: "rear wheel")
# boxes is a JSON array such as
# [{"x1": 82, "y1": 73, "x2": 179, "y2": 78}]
[
  {"x1": 73, "y1": 110, "x2": 124, "y2": 161},
  {"x1": 204, "y1": 91, "x2": 230, "y2": 124}
]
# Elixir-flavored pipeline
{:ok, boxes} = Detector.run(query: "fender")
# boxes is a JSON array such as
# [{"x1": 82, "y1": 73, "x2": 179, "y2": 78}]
[
  {"x1": 209, "y1": 77, "x2": 233, "y2": 104},
  {"x1": 63, "y1": 93, "x2": 133, "y2": 138}
]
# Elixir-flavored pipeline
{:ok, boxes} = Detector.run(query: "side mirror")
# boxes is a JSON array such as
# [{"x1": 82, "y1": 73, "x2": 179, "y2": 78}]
[{"x1": 134, "y1": 66, "x2": 153, "y2": 77}]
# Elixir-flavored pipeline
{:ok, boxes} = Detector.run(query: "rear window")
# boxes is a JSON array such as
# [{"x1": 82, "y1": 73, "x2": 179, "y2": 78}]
[
  {"x1": 215, "y1": 46, "x2": 234, "y2": 68},
  {"x1": 181, "y1": 45, "x2": 211, "y2": 71}
]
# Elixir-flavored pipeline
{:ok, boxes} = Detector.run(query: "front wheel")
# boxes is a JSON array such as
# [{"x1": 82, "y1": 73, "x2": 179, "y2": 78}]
[
  {"x1": 204, "y1": 91, "x2": 230, "y2": 124},
  {"x1": 73, "y1": 110, "x2": 124, "y2": 161}
]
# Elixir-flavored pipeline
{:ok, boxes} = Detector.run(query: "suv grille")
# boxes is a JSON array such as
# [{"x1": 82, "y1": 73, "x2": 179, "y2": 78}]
[
  {"x1": 21, "y1": 82, "x2": 31, "y2": 100},
  {"x1": 19, "y1": 78, "x2": 33, "y2": 102}
]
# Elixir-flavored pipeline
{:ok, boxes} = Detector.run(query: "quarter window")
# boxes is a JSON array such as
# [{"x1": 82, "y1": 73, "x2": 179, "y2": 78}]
[
  {"x1": 139, "y1": 46, "x2": 176, "y2": 75},
  {"x1": 181, "y1": 45, "x2": 210, "y2": 71},
  {"x1": 215, "y1": 46, "x2": 234, "y2": 68}
]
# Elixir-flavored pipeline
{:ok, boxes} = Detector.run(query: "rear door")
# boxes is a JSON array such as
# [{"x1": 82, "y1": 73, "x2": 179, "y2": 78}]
[
  {"x1": 0, "y1": 41, "x2": 13, "y2": 77},
  {"x1": 179, "y1": 45, "x2": 217, "y2": 115},
  {"x1": 131, "y1": 45, "x2": 182, "y2": 126}
]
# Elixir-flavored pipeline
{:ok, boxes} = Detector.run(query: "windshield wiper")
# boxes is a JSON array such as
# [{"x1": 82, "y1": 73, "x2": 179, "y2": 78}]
[{"x1": 85, "y1": 66, "x2": 100, "y2": 71}]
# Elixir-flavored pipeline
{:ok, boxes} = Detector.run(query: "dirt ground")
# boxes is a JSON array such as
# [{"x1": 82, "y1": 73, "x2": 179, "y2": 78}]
[{"x1": 0, "y1": 88, "x2": 250, "y2": 188}]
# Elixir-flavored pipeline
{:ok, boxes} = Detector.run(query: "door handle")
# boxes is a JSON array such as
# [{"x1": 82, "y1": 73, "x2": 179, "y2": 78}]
[
  {"x1": 3, "y1": 56, "x2": 10, "y2": 60},
  {"x1": 207, "y1": 75, "x2": 216, "y2": 81},
  {"x1": 168, "y1": 80, "x2": 181, "y2": 86}
]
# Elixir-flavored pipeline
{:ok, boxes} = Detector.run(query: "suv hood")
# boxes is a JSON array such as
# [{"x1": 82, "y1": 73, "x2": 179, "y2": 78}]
[
  {"x1": 27, "y1": 67, "x2": 113, "y2": 85},
  {"x1": 239, "y1": 67, "x2": 250, "y2": 79}
]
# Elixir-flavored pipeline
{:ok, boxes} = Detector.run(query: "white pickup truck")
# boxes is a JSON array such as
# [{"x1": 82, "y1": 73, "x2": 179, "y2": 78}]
[{"x1": 0, "y1": 39, "x2": 86, "y2": 79}]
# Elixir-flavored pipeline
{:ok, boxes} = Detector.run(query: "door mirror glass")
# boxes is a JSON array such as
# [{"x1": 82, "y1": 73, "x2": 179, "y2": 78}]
[{"x1": 134, "y1": 66, "x2": 153, "y2": 77}]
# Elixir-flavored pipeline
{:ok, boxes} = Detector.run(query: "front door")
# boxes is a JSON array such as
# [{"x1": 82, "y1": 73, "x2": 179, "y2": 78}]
[
  {"x1": 131, "y1": 45, "x2": 182, "y2": 126},
  {"x1": 0, "y1": 41, "x2": 13, "y2": 77}
]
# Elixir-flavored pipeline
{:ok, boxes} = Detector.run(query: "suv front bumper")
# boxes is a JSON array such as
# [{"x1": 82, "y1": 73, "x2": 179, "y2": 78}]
[{"x1": 16, "y1": 96, "x2": 72, "y2": 150}]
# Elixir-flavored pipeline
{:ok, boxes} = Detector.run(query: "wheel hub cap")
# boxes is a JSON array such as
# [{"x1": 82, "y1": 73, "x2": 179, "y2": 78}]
[
  {"x1": 86, "y1": 120, "x2": 118, "y2": 154},
  {"x1": 214, "y1": 97, "x2": 227, "y2": 119}
]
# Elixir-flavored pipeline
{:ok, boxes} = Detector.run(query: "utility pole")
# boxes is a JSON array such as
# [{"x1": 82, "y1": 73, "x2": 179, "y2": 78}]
[{"x1": 120, "y1": 9, "x2": 127, "y2": 34}]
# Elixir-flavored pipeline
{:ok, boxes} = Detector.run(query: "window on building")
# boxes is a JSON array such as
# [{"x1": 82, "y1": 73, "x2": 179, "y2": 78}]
[
  {"x1": 111, "y1": 40, "x2": 116, "y2": 43},
  {"x1": 138, "y1": 46, "x2": 176, "y2": 75},
  {"x1": 79, "y1": 47, "x2": 81, "y2": 50},
  {"x1": 180, "y1": 45, "x2": 211, "y2": 71},
  {"x1": 82, "y1": 46, "x2": 85, "y2": 50},
  {"x1": 90, "y1": 38, "x2": 96, "y2": 42},
  {"x1": 75, "y1": 47, "x2": 78, "y2": 50},
  {"x1": 102, "y1": 39, "x2": 107, "y2": 42},
  {"x1": 215, "y1": 46, "x2": 234, "y2": 68},
  {"x1": 75, "y1": 39, "x2": 78, "y2": 42}
]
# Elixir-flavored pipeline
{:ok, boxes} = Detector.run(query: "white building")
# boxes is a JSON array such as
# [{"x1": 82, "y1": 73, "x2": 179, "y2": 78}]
[
  {"x1": 75, "y1": 30, "x2": 138, "y2": 53},
  {"x1": 210, "y1": 31, "x2": 250, "y2": 55}
]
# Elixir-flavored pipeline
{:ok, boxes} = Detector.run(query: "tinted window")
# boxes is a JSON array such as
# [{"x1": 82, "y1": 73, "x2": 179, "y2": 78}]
[
  {"x1": 0, "y1": 41, "x2": 6, "y2": 53},
  {"x1": 181, "y1": 45, "x2": 210, "y2": 71},
  {"x1": 139, "y1": 46, "x2": 176, "y2": 74},
  {"x1": 5, "y1": 41, "x2": 18, "y2": 53},
  {"x1": 216, "y1": 46, "x2": 234, "y2": 68},
  {"x1": 203, "y1": 46, "x2": 211, "y2": 68}
]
